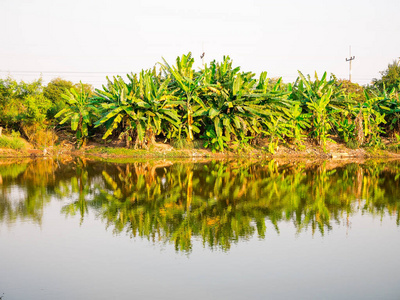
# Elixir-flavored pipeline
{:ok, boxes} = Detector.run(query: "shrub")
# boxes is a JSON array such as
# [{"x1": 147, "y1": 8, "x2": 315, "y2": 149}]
[{"x1": 0, "y1": 135, "x2": 26, "y2": 150}]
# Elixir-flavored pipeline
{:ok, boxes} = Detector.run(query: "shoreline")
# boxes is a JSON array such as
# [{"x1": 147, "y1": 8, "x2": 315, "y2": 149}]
[{"x1": 1, "y1": 140, "x2": 400, "y2": 160}]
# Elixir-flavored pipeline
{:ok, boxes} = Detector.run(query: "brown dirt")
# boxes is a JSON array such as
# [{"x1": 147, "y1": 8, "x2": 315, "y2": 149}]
[
  {"x1": 269, "y1": 138, "x2": 367, "y2": 159},
  {"x1": 2, "y1": 135, "x2": 400, "y2": 160}
]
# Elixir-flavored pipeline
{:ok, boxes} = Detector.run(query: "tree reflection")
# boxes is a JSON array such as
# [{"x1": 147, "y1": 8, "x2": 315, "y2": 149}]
[{"x1": 0, "y1": 158, "x2": 399, "y2": 252}]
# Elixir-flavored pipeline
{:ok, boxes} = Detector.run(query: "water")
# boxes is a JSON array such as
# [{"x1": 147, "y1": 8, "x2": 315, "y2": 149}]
[{"x1": 0, "y1": 158, "x2": 399, "y2": 299}]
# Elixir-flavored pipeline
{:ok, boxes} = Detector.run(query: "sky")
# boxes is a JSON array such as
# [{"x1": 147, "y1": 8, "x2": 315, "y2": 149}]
[{"x1": 1, "y1": 0, "x2": 399, "y2": 87}]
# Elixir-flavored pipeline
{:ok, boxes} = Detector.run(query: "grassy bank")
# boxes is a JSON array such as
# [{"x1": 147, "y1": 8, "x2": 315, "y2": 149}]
[
  {"x1": 1, "y1": 135, "x2": 398, "y2": 160},
  {"x1": 1, "y1": 139, "x2": 400, "y2": 160}
]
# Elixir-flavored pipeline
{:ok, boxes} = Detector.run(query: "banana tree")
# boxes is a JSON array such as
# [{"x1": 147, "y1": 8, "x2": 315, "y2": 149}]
[
  {"x1": 291, "y1": 72, "x2": 348, "y2": 150},
  {"x1": 94, "y1": 76, "x2": 139, "y2": 147},
  {"x1": 160, "y1": 53, "x2": 204, "y2": 141},
  {"x1": 283, "y1": 103, "x2": 311, "y2": 149},
  {"x1": 55, "y1": 82, "x2": 94, "y2": 148},
  {"x1": 306, "y1": 91, "x2": 336, "y2": 151},
  {"x1": 196, "y1": 57, "x2": 273, "y2": 151},
  {"x1": 352, "y1": 91, "x2": 387, "y2": 147},
  {"x1": 134, "y1": 70, "x2": 181, "y2": 148},
  {"x1": 263, "y1": 116, "x2": 292, "y2": 154},
  {"x1": 366, "y1": 86, "x2": 399, "y2": 135},
  {"x1": 95, "y1": 71, "x2": 180, "y2": 148},
  {"x1": 292, "y1": 71, "x2": 347, "y2": 109}
]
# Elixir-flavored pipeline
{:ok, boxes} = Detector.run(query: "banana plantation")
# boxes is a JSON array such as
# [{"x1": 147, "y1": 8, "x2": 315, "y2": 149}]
[{"x1": 2, "y1": 53, "x2": 400, "y2": 153}]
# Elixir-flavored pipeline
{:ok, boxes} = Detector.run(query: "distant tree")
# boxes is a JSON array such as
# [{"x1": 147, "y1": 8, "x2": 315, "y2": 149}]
[
  {"x1": 44, "y1": 78, "x2": 94, "y2": 119},
  {"x1": 43, "y1": 78, "x2": 74, "y2": 118},
  {"x1": 0, "y1": 77, "x2": 50, "y2": 130},
  {"x1": 336, "y1": 79, "x2": 365, "y2": 102},
  {"x1": 373, "y1": 59, "x2": 400, "y2": 92}
]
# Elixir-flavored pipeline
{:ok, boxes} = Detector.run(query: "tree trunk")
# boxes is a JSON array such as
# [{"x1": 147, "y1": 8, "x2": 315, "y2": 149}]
[
  {"x1": 355, "y1": 111, "x2": 364, "y2": 146},
  {"x1": 146, "y1": 128, "x2": 156, "y2": 146}
]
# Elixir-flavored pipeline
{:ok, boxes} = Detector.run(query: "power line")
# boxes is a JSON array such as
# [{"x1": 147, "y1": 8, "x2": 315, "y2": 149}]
[{"x1": 0, "y1": 70, "x2": 133, "y2": 74}]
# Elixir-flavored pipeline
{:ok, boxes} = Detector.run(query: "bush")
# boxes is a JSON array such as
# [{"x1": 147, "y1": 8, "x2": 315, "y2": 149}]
[
  {"x1": 0, "y1": 135, "x2": 26, "y2": 150},
  {"x1": 21, "y1": 125, "x2": 57, "y2": 148}
]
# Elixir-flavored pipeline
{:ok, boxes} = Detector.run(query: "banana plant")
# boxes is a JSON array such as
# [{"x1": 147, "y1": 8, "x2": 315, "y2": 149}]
[
  {"x1": 254, "y1": 71, "x2": 293, "y2": 111},
  {"x1": 134, "y1": 70, "x2": 181, "y2": 148},
  {"x1": 292, "y1": 72, "x2": 347, "y2": 150},
  {"x1": 195, "y1": 57, "x2": 273, "y2": 151},
  {"x1": 55, "y1": 82, "x2": 95, "y2": 148},
  {"x1": 160, "y1": 53, "x2": 204, "y2": 141},
  {"x1": 94, "y1": 70, "x2": 180, "y2": 148},
  {"x1": 94, "y1": 75, "x2": 139, "y2": 147},
  {"x1": 262, "y1": 116, "x2": 291, "y2": 154},
  {"x1": 283, "y1": 103, "x2": 311, "y2": 149},
  {"x1": 365, "y1": 86, "x2": 399, "y2": 135},
  {"x1": 306, "y1": 89, "x2": 336, "y2": 151},
  {"x1": 353, "y1": 92, "x2": 387, "y2": 148},
  {"x1": 292, "y1": 71, "x2": 347, "y2": 109}
]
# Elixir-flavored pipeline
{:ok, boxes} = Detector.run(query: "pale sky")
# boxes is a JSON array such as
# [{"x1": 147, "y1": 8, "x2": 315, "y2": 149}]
[{"x1": 1, "y1": 0, "x2": 399, "y2": 87}]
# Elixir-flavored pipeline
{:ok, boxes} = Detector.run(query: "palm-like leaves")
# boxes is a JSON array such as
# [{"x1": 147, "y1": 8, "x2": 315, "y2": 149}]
[
  {"x1": 196, "y1": 57, "x2": 287, "y2": 150},
  {"x1": 94, "y1": 70, "x2": 180, "y2": 148},
  {"x1": 160, "y1": 53, "x2": 204, "y2": 141},
  {"x1": 51, "y1": 53, "x2": 400, "y2": 152},
  {"x1": 55, "y1": 82, "x2": 94, "y2": 147}
]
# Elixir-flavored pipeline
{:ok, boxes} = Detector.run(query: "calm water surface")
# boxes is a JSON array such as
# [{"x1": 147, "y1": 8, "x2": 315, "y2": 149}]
[{"x1": 0, "y1": 158, "x2": 399, "y2": 300}]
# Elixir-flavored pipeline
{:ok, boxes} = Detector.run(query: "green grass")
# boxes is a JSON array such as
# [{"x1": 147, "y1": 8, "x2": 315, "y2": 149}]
[
  {"x1": 85, "y1": 146, "x2": 189, "y2": 158},
  {"x1": 346, "y1": 139, "x2": 360, "y2": 149},
  {"x1": 170, "y1": 139, "x2": 203, "y2": 150},
  {"x1": 0, "y1": 135, "x2": 26, "y2": 150},
  {"x1": 83, "y1": 145, "x2": 218, "y2": 160}
]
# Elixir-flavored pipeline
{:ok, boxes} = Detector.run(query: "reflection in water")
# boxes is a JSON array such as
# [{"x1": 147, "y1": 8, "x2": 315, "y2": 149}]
[{"x1": 0, "y1": 158, "x2": 399, "y2": 252}]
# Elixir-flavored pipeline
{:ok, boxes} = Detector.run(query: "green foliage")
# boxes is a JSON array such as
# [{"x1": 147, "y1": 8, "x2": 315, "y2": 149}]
[
  {"x1": 263, "y1": 116, "x2": 291, "y2": 154},
  {"x1": 44, "y1": 78, "x2": 94, "y2": 120},
  {"x1": 201, "y1": 127, "x2": 229, "y2": 152},
  {"x1": 353, "y1": 90, "x2": 387, "y2": 148},
  {"x1": 55, "y1": 83, "x2": 94, "y2": 148},
  {"x1": 306, "y1": 92, "x2": 334, "y2": 151},
  {"x1": 283, "y1": 103, "x2": 310, "y2": 149},
  {"x1": 346, "y1": 139, "x2": 360, "y2": 150},
  {"x1": 94, "y1": 69, "x2": 180, "y2": 148},
  {"x1": 373, "y1": 60, "x2": 400, "y2": 92},
  {"x1": 196, "y1": 57, "x2": 288, "y2": 151},
  {"x1": 292, "y1": 72, "x2": 344, "y2": 151},
  {"x1": 0, "y1": 135, "x2": 26, "y2": 150},
  {"x1": 0, "y1": 77, "x2": 51, "y2": 129},
  {"x1": 170, "y1": 138, "x2": 194, "y2": 150},
  {"x1": 4, "y1": 55, "x2": 400, "y2": 153},
  {"x1": 160, "y1": 53, "x2": 203, "y2": 141},
  {"x1": 334, "y1": 117, "x2": 356, "y2": 143},
  {"x1": 231, "y1": 132, "x2": 254, "y2": 153},
  {"x1": 44, "y1": 78, "x2": 75, "y2": 119},
  {"x1": 336, "y1": 79, "x2": 366, "y2": 103}
]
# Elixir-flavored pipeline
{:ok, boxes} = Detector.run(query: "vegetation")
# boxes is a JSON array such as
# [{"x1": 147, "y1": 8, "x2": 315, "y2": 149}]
[
  {"x1": 54, "y1": 82, "x2": 94, "y2": 148},
  {"x1": 1, "y1": 54, "x2": 400, "y2": 153},
  {"x1": 0, "y1": 133, "x2": 26, "y2": 150},
  {"x1": 372, "y1": 59, "x2": 400, "y2": 92}
]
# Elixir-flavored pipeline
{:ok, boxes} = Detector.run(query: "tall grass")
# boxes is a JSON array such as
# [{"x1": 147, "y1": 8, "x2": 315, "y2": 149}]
[{"x1": 0, "y1": 135, "x2": 26, "y2": 150}]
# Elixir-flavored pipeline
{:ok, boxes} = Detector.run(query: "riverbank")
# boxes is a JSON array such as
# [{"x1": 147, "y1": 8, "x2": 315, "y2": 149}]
[{"x1": 1, "y1": 136, "x2": 400, "y2": 160}]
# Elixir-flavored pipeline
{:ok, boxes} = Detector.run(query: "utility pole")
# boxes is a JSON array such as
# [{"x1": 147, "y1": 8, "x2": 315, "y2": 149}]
[
  {"x1": 345, "y1": 46, "x2": 355, "y2": 82},
  {"x1": 200, "y1": 42, "x2": 205, "y2": 67}
]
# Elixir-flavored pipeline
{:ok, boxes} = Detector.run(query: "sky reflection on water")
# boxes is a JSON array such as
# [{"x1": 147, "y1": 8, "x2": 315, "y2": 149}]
[{"x1": 0, "y1": 158, "x2": 400, "y2": 299}]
